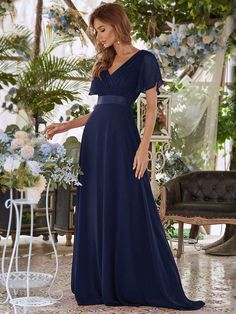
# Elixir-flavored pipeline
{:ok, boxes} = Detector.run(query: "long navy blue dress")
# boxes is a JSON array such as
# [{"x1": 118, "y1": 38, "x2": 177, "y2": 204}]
[{"x1": 71, "y1": 49, "x2": 205, "y2": 310}]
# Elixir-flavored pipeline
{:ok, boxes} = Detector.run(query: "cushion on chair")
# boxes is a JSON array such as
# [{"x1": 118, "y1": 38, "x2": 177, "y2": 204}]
[{"x1": 166, "y1": 202, "x2": 236, "y2": 219}]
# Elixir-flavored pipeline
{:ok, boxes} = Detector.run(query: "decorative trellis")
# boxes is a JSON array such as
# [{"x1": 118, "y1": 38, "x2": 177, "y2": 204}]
[
  {"x1": 137, "y1": 93, "x2": 171, "y2": 141},
  {"x1": 137, "y1": 93, "x2": 172, "y2": 197}
]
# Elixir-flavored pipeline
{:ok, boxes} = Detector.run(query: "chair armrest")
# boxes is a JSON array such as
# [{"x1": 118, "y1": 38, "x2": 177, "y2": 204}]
[
  {"x1": 160, "y1": 186, "x2": 167, "y2": 221},
  {"x1": 160, "y1": 179, "x2": 181, "y2": 221},
  {"x1": 164, "y1": 179, "x2": 181, "y2": 206}
]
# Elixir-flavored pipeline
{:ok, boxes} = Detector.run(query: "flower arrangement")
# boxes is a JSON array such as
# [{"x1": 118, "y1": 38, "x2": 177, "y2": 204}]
[
  {"x1": 0, "y1": 128, "x2": 82, "y2": 193},
  {"x1": 0, "y1": 0, "x2": 15, "y2": 16},
  {"x1": 47, "y1": 5, "x2": 85, "y2": 42},
  {"x1": 150, "y1": 22, "x2": 223, "y2": 78}
]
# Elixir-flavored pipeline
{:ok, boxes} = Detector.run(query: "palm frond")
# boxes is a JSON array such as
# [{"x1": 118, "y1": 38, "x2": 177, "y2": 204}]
[
  {"x1": 0, "y1": 72, "x2": 17, "y2": 88},
  {"x1": 21, "y1": 88, "x2": 80, "y2": 115},
  {"x1": 18, "y1": 54, "x2": 88, "y2": 89},
  {"x1": 0, "y1": 25, "x2": 33, "y2": 60},
  {"x1": 14, "y1": 53, "x2": 89, "y2": 115}
]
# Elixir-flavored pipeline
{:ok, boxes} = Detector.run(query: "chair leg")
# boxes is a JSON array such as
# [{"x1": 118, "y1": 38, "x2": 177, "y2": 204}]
[
  {"x1": 66, "y1": 232, "x2": 72, "y2": 246},
  {"x1": 177, "y1": 222, "x2": 184, "y2": 258}
]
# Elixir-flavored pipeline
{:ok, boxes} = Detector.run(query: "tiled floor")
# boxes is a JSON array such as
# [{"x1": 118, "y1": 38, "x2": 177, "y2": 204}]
[{"x1": 0, "y1": 235, "x2": 235, "y2": 313}]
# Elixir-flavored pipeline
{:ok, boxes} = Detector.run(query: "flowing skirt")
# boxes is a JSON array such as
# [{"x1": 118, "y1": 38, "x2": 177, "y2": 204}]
[{"x1": 71, "y1": 96, "x2": 205, "y2": 310}]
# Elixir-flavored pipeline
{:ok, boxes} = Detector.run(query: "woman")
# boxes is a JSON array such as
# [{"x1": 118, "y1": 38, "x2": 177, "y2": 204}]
[{"x1": 45, "y1": 3, "x2": 205, "y2": 310}]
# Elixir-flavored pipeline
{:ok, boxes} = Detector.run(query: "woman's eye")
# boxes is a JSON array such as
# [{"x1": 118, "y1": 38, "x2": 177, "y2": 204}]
[{"x1": 100, "y1": 29, "x2": 105, "y2": 32}]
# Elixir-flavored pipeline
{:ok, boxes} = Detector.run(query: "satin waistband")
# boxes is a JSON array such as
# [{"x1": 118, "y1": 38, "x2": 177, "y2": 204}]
[{"x1": 97, "y1": 95, "x2": 127, "y2": 105}]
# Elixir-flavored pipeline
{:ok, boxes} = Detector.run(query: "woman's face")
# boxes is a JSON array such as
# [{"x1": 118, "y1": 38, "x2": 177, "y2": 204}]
[{"x1": 93, "y1": 18, "x2": 117, "y2": 48}]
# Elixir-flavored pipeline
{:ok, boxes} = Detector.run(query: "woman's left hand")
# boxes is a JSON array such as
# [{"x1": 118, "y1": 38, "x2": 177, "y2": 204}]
[{"x1": 133, "y1": 145, "x2": 149, "y2": 179}]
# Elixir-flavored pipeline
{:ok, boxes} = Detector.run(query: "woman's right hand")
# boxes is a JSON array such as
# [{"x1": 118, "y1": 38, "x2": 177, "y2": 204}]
[{"x1": 44, "y1": 123, "x2": 68, "y2": 140}]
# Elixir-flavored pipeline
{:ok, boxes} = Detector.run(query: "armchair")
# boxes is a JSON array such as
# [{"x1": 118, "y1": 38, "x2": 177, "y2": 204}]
[{"x1": 160, "y1": 171, "x2": 236, "y2": 258}]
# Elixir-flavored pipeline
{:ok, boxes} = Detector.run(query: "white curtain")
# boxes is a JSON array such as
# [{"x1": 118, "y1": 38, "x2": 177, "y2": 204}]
[{"x1": 171, "y1": 16, "x2": 235, "y2": 170}]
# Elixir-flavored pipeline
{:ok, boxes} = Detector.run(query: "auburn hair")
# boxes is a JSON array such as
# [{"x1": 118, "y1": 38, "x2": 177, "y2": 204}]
[{"x1": 88, "y1": 3, "x2": 132, "y2": 78}]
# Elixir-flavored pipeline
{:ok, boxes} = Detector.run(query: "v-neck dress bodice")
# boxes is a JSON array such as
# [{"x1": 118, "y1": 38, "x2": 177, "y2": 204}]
[
  {"x1": 89, "y1": 49, "x2": 163, "y2": 105},
  {"x1": 71, "y1": 49, "x2": 205, "y2": 311}
]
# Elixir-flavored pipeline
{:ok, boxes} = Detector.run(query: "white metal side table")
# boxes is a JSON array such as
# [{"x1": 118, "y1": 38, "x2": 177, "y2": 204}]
[{"x1": 0, "y1": 182, "x2": 62, "y2": 313}]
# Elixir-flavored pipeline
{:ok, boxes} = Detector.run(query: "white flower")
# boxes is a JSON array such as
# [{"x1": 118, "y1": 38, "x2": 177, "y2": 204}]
[
  {"x1": 188, "y1": 23, "x2": 195, "y2": 29},
  {"x1": 179, "y1": 25, "x2": 187, "y2": 37},
  {"x1": 21, "y1": 145, "x2": 34, "y2": 159},
  {"x1": 180, "y1": 45, "x2": 188, "y2": 56},
  {"x1": 31, "y1": 136, "x2": 47, "y2": 146},
  {"x1": 175, "y1": 50, "x2": 182, "y2": 59},
  {"x1": 159, "y1": 34, "x2": 168, "y2": 45},
  {"x1": 188, "y1": 57, "x2": 195, "y2": 64},
  {"x1": 15, "y1": 131, "x2": 29, "y2": 140},
  {"x1": 3, "y1": 156, "x2": 21, "y2": 172},
  {"x1": 162, "y1": 57, "x2": 169, "y2": 67},
  {"x1": 27, "y1": 160, "x2": 41, "y2": 176},
  {"x1": 187, "y1": 36, "x2": 194, "y2": 47},
  {"x1": 24, "y1": 139, "x2": 33, "y2": 146},
  {"x1": 11, "y1": 138, "x2": 25, "y2": 149}
]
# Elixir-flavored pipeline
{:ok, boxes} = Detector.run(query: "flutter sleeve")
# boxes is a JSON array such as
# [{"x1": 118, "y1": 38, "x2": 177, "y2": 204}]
[
  {"x1": 136, "y1": 51, "x2": 163, "y2": 94},
  {"x1": 88, "y1": 78, "x2": 97, "y2": 95}
]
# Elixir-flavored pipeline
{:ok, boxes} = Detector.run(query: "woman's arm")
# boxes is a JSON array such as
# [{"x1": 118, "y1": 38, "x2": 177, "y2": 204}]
[
  {"x1": 44, "y1": 112, "x2": 91, "y2": 140},
  {"x1": 65, "y1": 113, "x2": 92, "y2": 130},
  {"x1": 133, "y1": 85, "x2": 157, "y2": 179}
]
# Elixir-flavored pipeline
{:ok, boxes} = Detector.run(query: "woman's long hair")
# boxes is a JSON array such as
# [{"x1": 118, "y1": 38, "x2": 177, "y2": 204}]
[{"x1": 88, "y1": 3, "x2": 132, "y2": 78}]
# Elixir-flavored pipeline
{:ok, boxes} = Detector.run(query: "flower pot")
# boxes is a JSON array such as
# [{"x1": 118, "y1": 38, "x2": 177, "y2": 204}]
[{"x1": 24, "y1": 187, "x2": 42, "y2": 204}]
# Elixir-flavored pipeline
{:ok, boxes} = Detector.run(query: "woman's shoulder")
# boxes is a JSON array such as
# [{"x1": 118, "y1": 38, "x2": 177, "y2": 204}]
[{"x1": 139, "y1": 49, "x2": 158, "y2": 63}]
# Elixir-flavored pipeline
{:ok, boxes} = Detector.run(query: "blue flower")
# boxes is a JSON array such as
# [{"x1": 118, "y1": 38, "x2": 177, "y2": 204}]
[
  {"x1": 60, "y1": 16, "x2": 67, "y2": 24},
  {"x1": 56, "y1": 145, "x2": 66, "y2": 156},
  {"x1": 168, "y1": 32, "x2": 178, "y2": 44},
  {"x1": 161, "y1": 46, "x2": 168, "y2": 54},
  {"x1": 48, "y1": 11, "x2": 55, "y2": 18},
  {"x1": 168, "y1": 34, "x2": 174, "y2": 43},
  {"x1": 53, "y1": 24, "x2": 59, "y2": 31},
  {"x1": 26, "y1": 160, "x2": 42, "y2": 176},
  {"x1": 50, "y1": 143, "x2": 60, "y2": 151},
  {"x1": 0, "y1": 131, "x2": 10, "y2": 143},
  {"x1": 39, "y1": 143, "x2": 52, "y2": 156},
  {"x1": 172, "y1": 42, "x2": 179, "y2": 50}
]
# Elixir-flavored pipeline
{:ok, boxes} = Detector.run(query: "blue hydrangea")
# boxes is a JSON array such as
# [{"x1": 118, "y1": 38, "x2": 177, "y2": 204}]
[
  {"x1": 168, "y1": 33, "x2": 178, "y2": 44},
  {"x1": 39, "y1": 143, "x2": 53, "y2": 156},
  {"x1": 0, "y1": 131, "x2": 10, "y2": 143},
  {"x1": 55, "y1": 145, "x2": 66, "y2": 157},
  {"x1": 26, "y1": 161, "x2": 42, "y2": 176},
  {"x1": 172, "y1": 42, "x2": 179, "y2": 50}
]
